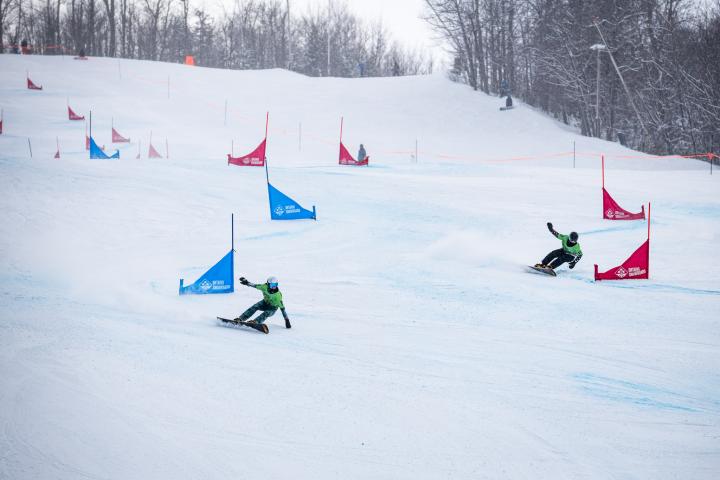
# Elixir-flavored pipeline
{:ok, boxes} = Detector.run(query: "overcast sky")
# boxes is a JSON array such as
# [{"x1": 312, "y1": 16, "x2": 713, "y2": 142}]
[
  {"x1": 214, "y1": 0, "x2": 450, "y2": 64},
  {"x1": 293, "y1": 1, "x2": 440, "y2": 48}
]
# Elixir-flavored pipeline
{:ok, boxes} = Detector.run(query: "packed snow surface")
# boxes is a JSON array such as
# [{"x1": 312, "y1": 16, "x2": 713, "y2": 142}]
[{"x1": 1, "y1": 55, "x2": 719, "y2": 479}]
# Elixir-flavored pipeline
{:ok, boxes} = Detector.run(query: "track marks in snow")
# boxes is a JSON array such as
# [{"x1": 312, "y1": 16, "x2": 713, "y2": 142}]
[{"x1": 572, "y1": 373, "x2": 719, "y2": 414}]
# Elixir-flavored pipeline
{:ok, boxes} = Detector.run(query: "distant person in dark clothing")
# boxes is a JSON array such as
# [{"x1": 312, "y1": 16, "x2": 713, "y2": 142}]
[
  {"x1": 506, "y1": 95, "x2": 513, "y2": 108},
  {"x1": 358, "y1": 144, "x2": 367, "y2": 162},
  {"x1": 617, "y1": 131, "x2": 627, "y2": 146}
]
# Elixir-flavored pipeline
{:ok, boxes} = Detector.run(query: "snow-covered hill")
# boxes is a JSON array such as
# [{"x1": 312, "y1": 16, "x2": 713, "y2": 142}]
[{"x1": 1, "y1": 54, "x2": 718, "y2": 479}]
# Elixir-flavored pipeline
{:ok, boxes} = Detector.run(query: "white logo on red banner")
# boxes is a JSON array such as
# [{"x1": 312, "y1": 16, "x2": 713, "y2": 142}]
[
  {"x1": 627, "y1": 267, "x2": 647, "y2": 277},
  {"x1": 615, "y1": 267, "x2": 628, "y2": 278}
]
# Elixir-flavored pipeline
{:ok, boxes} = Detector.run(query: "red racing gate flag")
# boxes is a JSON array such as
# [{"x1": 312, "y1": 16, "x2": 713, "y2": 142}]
[
  {"x1": 601, "y1": 155, "x2": 645, "y2": 220},
  {"x1": 603, "y1": 188, "x2": 645, "y2": 220},
  {"x1": 146, "y1": 131, "x2": 163, "y2": 158},
  {"x1": 228, "y1": 113, "x2": 268, "y2": 167},
  {"x1": 338, "y1": 117, "x2": 369, "y2": 166},
  {"x1": 595, "y1": 204, "x2": 651, "y2": 281},
  {"x1": 27, "y1": 74, "x2": 43, "y2": 90},
  {"x1": 228, "y1": 139, "x2": 266, "y2": 166},
  {"x1": 339, "y1": 141, "x2": 368, "y2": 166},
  {"x1": 112, "y1": 128, "x2": 130, "y2": 143},
  {"x1": 68, "y1": 105, "x2": 85, "y2": 121},
  {"x1": 149, "y1": 142, "x2": 163, "y2": 158}
]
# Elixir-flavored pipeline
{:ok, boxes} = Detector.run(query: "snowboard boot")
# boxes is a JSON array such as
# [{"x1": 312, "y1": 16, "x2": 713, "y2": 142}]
[{"x1": 534, "y1": 263, "x2": 546, "y2": 268}]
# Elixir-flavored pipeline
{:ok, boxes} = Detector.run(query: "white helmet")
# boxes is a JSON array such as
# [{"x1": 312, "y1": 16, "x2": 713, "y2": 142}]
[{"x1": 267, "y1": 276, "x2": 279, "y2": 287}]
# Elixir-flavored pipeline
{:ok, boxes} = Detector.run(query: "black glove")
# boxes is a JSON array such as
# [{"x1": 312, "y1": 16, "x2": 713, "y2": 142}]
[
  {"x1": 282, "y1": 309, "x2": 291, "y2": 328},
  {"x1": 547, "y1": 222, "x2": 553, "y2": 230},
  {"x1": 239, "y1": 277, "x2": 249, "y2": 285}
]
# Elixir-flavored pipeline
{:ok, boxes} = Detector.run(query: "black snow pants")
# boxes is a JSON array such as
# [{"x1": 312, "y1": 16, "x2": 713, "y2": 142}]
[
  {"x1": 542, "y1": 248, "x2": 576, "y2": 269},
  {"x1": 239, "y1": 300, "x2": 277, "y2": 324}
]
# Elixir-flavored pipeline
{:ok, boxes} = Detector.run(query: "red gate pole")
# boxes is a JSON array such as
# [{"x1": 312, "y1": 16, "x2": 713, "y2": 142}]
[{"x1": 647, "y1": 202, "x2": 651, "y2": 277}]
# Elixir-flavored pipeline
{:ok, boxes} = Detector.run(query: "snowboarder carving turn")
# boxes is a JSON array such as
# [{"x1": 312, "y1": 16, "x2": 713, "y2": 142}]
[
  {"x1": 238, "y1": 276, "x2": 291, "y2": 327},
  {"x1": 218, "y1": 276, "x2": 292, "y2": 333},
  {"x1": 532, "y1": 223, "x2": 583, "y2": 275}
]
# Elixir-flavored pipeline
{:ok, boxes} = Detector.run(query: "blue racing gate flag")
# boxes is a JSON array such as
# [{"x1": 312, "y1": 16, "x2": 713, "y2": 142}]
[
  {"x1": 267, "y1": 183, "x2": 317, "y2": 220},
  {"x1": 179, "y1": 250, "x2": 234, "y2": 295},
  {"x1": 89, "y1": 136, "x2": 120, "y2": 159}
]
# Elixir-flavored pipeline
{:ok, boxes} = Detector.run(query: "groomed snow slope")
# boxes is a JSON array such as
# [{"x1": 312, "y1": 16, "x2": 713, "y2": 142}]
[{"x1": 1, "y1": 54, "x2": 718, "y2": 479}]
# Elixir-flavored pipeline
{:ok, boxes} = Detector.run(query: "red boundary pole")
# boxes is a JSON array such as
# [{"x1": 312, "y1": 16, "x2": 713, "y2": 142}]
[
  {"x1": 601, "y1": 154, "x2": 605, "y2": 190},
  {"x1": 647, "y1": 202, "x2": 651, "y2": 277},
  {"x1": 264, "y1": 112, "x2": 269, "y2": 140},
  {"x1": 264, "y1": 112, "x2": 270, "y2": 183},
  {"x1": 339, "y1": 117, "x2": 344, "y2": 163}
]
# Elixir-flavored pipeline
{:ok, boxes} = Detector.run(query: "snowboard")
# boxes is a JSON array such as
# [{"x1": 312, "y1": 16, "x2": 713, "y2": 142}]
[
  {"x1": 500, "y1": 106, "x2": 515, "y2": 111},
  {"x1": 527, "y1": 265, "x2": 557, "y2": 277},
  {"x1": 218, "y1": 317, "x2": 269, "y2": 334}
]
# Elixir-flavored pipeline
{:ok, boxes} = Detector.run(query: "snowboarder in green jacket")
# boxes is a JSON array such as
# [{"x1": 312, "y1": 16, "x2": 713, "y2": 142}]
[
  {"x1": 536, "y1": 222, "x2": 583, "y2": 270},
  {"x1": 236, "y1": 276, "x2": 292, "y2": 328}
]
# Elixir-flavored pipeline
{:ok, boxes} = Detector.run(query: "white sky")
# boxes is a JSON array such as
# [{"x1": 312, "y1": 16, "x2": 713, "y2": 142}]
[
  {"x1": 213, "y1": 0, "x2": 450, "y2": 65},
  {"x1": 293, "y1": 0, "x2": 443, "y2": 50}
]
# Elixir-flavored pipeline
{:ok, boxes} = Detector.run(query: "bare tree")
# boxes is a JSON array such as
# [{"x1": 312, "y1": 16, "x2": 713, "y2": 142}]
[
  {"x1": 101, "y1": 0, "x2": 117, "y2": 56},
  {"x1": 0, "y1": 0, "x2": 18, "y2": 53}
]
